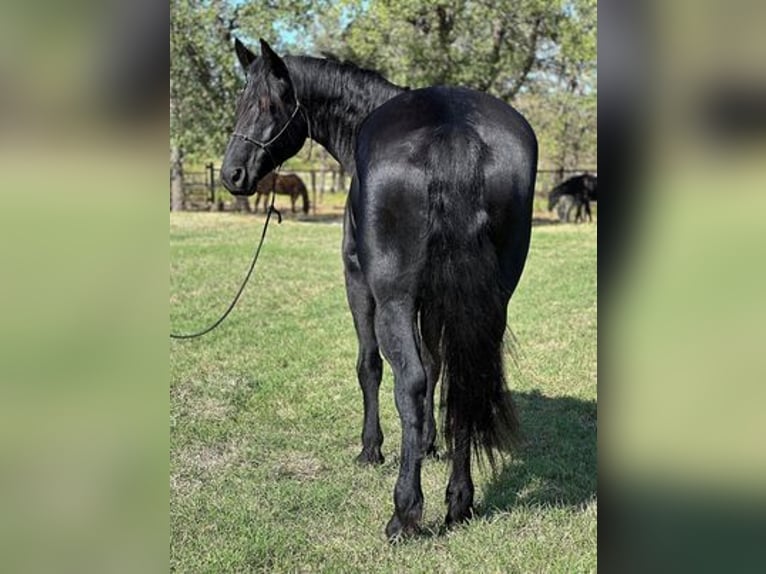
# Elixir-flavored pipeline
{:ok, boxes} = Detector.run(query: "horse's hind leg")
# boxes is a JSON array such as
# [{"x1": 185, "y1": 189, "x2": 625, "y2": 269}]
[
  {"x1": 445, "y1": 425, "x2": 474, "y2": 525},
  {"x1": 291, "y1": 194, "x2": 297, "y2": 213},
  {"x1": 375, "y1": 298, "x2": 427, "y2": 539},
  {"x1": 419, "y1": 304, "x2": 441, "y2": 458}
]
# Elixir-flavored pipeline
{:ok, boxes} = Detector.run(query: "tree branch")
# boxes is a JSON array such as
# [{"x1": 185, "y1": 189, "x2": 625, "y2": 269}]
[
  {"x1": 476, "y1": 18, "x2": 506, "y2": 92},
  {"x1": 499, "y1": 16, "x2": 542, "y2": 101}
]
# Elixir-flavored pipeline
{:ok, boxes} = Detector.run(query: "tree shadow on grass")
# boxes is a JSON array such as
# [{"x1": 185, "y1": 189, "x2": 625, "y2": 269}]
[
  {"x1": 531, "y1": 217, "x2": 561, "y2": 226},
  {"x1": 296, "y1": 212, "x2": 344, "y2": 224},
  {"x1": 479, "y1": 389, "x2": 597, "y2": 514}
]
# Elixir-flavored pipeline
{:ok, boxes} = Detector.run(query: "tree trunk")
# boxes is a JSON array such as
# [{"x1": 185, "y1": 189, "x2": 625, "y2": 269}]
[{"x1": 170, "y1": 146, "x2": 185, "y2": 211}]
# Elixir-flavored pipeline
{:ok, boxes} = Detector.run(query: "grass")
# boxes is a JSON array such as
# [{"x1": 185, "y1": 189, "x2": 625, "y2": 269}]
[{"x1": 170, "y1": 210, "x2": 597, "y2": 573}]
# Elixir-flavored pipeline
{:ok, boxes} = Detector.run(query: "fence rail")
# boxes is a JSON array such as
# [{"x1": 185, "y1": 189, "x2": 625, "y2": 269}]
[{"x1": 171, "y1": 164, "x2": 596, "y2": 212}]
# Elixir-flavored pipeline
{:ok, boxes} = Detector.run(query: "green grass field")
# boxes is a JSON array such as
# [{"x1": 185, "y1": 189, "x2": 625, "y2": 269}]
[{"x1": 170, "y1": 211, "x2": 596, "y2": 573}]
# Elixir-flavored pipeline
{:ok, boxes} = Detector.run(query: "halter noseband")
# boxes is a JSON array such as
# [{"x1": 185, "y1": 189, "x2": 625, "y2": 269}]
[{"x1": 231, "y1": 99, "x2": 303, "y2": 149}]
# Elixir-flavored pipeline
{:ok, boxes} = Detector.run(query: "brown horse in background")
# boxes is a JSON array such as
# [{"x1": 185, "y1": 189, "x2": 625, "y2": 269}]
[{"x1": 255, "y1": 172, "x2": 310, "y2": 214}]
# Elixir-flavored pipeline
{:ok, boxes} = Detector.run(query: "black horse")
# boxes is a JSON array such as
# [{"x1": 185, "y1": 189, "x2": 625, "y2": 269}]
[
  {"x1": 220, "y1": 39, "x2": 537, "y2": 540},
  {"x1": 548, "y1": 173, "x2": 598, "y2": 223}
]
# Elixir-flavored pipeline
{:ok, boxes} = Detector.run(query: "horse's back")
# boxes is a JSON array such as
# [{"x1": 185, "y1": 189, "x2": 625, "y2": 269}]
[
  {"x1": 357, "y1": 86, "x2": 535, "y2": 164},
  {"x1": 552, "y1": 174, "x2": 598, "y2": 201},
  {"x1": 283, "y1": 174, "x2": 305, "y2": 190}
]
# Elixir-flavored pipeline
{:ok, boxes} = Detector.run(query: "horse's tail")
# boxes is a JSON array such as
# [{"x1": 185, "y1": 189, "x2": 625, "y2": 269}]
[
  {"x1": 299, "y1": 179, "x2": 310, "y2": 214},
  {"x1": 422, "y1": 127, "x2": 520, "y2": 469}
]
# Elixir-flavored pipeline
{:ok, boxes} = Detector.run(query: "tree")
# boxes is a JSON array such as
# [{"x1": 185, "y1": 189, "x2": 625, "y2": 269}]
[
  {"x1": 521, "y1": 0, "x2": 597, "y2": 174},
  {"x1": 319, "y1": 1, "x2": 557, "y2": 98},
  {"x1": 314, "y1": 0, "x2": 596, "y2": 172},
  {"x1": 170, "y1": 0, "x2": 243, "y2": 209},
  {"x1": 170, "y1": 146, "x2": 185, "y2": 211},
  {"x1": 170, "y1": 0, "x2": 597, "y2": 200}
]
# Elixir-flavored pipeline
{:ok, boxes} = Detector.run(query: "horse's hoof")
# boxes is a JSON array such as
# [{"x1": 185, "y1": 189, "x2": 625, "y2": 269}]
[
  {"x1": 422, "y1": 445, "x2": 440, "y2": 460},
  {"x1": 385, "y1": 514, "x2": 419, "y2": 543},
  {"x1": 445, "y1": 481, "x2": 475, "y2": 527},
  {"x1": 355, "y1": 449, "x2": 384, "y2": 465},
  {"x1": 444, "y1": 504, "x2": 474, "y2": 528}
]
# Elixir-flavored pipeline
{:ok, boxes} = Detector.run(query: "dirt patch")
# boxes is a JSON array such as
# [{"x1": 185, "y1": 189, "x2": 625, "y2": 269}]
[
  {"x1": 171, "y1": 379, "x2": 236, "y2": 421},
  {"x1": 171, "y1": 440, "x2": 242, "y2": 495},
  {"x1": 192, "y1": 396, "x2": 230, "y2": 420},
  {"x1": 271, "y1": 453, "x2": 325, "y2": 481}
]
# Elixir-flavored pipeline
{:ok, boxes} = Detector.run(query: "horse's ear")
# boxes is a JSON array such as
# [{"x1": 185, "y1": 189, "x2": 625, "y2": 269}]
[
  {"x1": 259, "y1": 38, "x2": 290, "y2": 82},
  {"x1": 234, "y1": 38, "x2": 256, "y2": 72}
]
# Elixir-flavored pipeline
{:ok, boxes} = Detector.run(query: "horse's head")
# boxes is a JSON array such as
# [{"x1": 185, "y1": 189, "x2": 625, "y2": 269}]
[{"x1": 221, "y1": 39, "x2": 307, "y2": 196}]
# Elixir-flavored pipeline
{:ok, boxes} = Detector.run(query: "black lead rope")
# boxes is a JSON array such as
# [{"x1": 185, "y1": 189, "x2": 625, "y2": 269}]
[
  {"x1": 170, "y1": 188, "x2": 282, "y2": 340},
  {"x1": 171, "y1": 98, "x2": 304, "y2": 340}
]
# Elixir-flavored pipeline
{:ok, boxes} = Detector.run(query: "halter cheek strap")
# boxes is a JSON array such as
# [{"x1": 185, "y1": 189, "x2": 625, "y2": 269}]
[{"x1": 232, "y1": 100, "x2": 303, "y2": 149}]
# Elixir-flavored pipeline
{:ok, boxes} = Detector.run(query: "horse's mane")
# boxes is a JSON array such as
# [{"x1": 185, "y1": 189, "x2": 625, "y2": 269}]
[
  {"x1": 317, "y1": 51, "x2": 389, "y2": 82},
  {"x1": 282, "y1": 53, "x2": 405, "y2": 97},
  {"x1": 319, "y1": 51, "x2": 340, "y2": 62}
]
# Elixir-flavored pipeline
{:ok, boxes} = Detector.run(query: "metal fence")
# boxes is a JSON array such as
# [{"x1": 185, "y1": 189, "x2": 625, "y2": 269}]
[
  {"x1": 171, "y1": 164, "x2": 596, "y2": 212},
  {"x1": 172, "y1": 163, "x2": 350, "y2": 213}
]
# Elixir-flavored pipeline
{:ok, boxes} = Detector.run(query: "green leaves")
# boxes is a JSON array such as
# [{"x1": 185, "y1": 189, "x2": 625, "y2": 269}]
[
  {"x1": 328, "y1": 0, "x2": 591, "y2": 101},
  {"x1": 171, "y1": 0, "x2": 596, "y2": 171},
  {"x1": 170, "y1": 0, "x2": 244, "y2": 160}
]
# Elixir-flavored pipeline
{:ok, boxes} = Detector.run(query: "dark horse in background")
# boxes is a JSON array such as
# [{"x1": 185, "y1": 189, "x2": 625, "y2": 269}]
[
  {"x1": 548, "y1": 173, "x2": 598, "y2": 223},
  {"x1": 255, "y1": 172, "x2": 310, "y2": 214},
  {"x1": 220, "y1": 39, "x2": 537, "y2": 540}
]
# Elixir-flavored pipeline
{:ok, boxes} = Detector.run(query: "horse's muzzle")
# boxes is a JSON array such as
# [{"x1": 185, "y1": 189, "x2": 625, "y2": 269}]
[{"x1": 221, "y1": 164, "x2": 258, "y2": 196}]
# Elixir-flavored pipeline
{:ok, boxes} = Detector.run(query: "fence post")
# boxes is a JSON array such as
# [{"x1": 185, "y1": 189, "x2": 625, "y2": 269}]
[
  {"x1": 310, "y1": 170, "x2": 317, "y2": 216},
  {"x1": 206, "y1": 163, "x2": 216, "y2": 207}
]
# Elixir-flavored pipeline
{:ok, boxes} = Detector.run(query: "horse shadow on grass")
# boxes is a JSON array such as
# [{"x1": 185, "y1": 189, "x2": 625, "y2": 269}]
[
  {"x1": 477, "y1": 390, "x2": 597, "y2": 515},
  {"x1": 403, "y1": 390, "x2": 596, "y2": 539}
]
